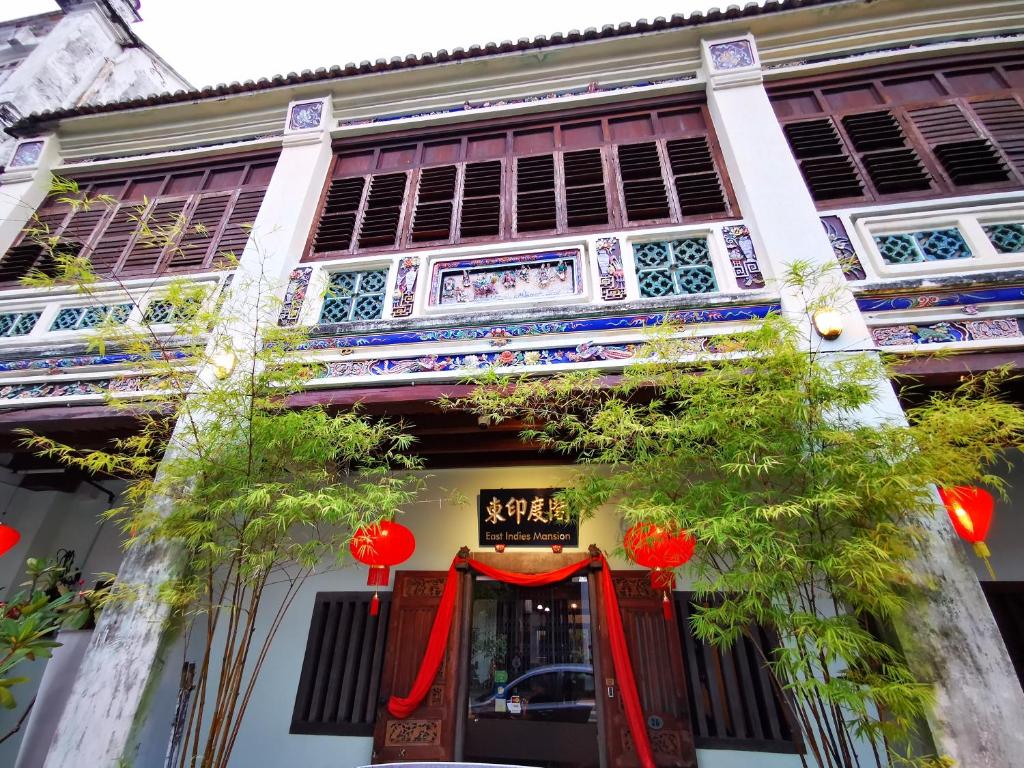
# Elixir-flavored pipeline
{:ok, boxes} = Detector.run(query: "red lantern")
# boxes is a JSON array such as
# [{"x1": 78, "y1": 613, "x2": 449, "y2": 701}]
[
  {"x1": 349, "y1": 520, "x2": 415, "y2": 615},
  {"x1": 624, "y1": 523, "x2": 695, "y2": 620},
  {"x1": 938, "y1": 486, "x2": 996, "y2": 579},
  {"x1": 0, "y1": 525, "x2": 19, "y2": 558}
]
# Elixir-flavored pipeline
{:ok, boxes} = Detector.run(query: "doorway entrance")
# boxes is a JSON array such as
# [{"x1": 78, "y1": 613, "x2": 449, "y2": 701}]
[{"x1": 464, "y1": 576, "x2": 600, "y2": 768}]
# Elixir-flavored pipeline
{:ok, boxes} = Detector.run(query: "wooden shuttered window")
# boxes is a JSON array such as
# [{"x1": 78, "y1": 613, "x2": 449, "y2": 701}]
[
  {"x1": 0, "y1": 156, "x2": 276, "y2": 288},
  {"x1": 674, "y1": 594, "x2": 799, "y2": 753},
  {"x1": 290, "y1": 591, "x2": 391, "y2": 737},
  {"x1": 771, "y1": 53, "x2": 1024, "y2": 205},
  {"x1": 306, "y1": 100, "x2": 733, "y2": 260}
]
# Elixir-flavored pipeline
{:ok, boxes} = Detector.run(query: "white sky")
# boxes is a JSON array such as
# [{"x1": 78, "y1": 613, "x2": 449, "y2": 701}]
[{"x1": 7, "y1": 0, "x2": 715, "y2": 89}]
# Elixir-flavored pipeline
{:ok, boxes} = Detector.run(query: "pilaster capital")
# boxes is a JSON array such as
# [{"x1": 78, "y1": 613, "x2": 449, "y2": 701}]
[
  {"x1": 701, "y1": 34, "x2": 764, "y2": 90},
  {"x1": 1, "y1": 135, "x2": 61, "y2": 185}
]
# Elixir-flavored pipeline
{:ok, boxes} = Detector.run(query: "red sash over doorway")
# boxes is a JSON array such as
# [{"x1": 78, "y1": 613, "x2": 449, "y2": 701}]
[{"x1": 386, "y1": 553, "x2": 656, "y2": 768}]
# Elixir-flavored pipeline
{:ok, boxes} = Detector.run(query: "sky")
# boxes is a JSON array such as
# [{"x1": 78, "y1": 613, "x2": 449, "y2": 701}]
[{"x1": 8, "y1": 0, "x2": 715, "y2": 89}]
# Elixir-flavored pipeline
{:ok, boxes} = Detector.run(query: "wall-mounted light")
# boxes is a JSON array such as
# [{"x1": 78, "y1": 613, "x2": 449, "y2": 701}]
[
  {"x1": 210, "y1": 347, "x2": 237, "y2": 379},
  {"x1": 812, "y1": 308, "x2": 844, "y2": 340}
]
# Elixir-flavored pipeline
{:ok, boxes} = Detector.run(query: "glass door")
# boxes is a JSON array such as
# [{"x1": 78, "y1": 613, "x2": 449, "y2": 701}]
[{"x1": 464, "y1": 576, "x2": 600, "y2": 767}]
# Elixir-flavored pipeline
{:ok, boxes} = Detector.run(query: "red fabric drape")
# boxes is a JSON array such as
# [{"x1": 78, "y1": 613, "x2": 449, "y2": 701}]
[{"x1": 385, "y1": 554, "x2": 656, "y2": 768}]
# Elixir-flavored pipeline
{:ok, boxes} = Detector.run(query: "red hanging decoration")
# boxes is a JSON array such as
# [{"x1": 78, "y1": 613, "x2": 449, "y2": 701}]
[
  {"x1": 0, "y1": 525, "x2": 19, "y2": 558},
  {"x1": 938, "y1": 486, "x2": 997, "y2": 579},
  {"x1": 624, "y1": 523, "x2": 695, "y2": 621},
  {"x1": 349, "y1": 520, "x2": 416, "y2": 614}
]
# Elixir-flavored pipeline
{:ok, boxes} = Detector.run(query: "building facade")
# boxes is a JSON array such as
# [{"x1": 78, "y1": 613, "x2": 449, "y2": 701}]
[{"x1": 0, "y1": 1, "x2": 1022, "y2": 766}]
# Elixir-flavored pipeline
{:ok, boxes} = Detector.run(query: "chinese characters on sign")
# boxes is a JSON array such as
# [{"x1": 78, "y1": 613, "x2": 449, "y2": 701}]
[{"x1": 478, "y1": 488, "x2": 579, "y2": 547}]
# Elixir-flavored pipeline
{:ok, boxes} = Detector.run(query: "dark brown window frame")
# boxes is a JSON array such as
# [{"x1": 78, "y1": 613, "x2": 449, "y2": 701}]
[
  {"x1": 0, "y1": 152, "x2": 278, "y2": 288},
  {"x1": 303, "y1": 95, "x2": 739, "y2": 262},
  {"x1": 770, "y1": 51, "x2": 1024, "y2": 207}
]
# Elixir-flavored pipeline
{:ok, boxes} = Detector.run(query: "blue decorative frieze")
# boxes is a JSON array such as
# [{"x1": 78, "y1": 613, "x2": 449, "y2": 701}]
[
  {"x1": 337, "y1": 74, "x2": 696, "y2": 128},
  {"x1": 430, "y1": 249, "x2": 582, "y2": 307},
  {"x1": 392, "y1": 257, "x2": 419, "y2": 317},
  {"x1": 721, "y1": 225, "x2": 765, "y2": 289},
  {"x1": 821, "y1": 216, "x2": 866, "y2": 280},
  {"x1": 298, "y1": 303, "x2": 779, "y2": 353},
  {"x1": 278, "y1": 267, "x2": 313, "y2": 326},
  {"x1": 708, "y1": 40, "x2": 755, "y2": 70},
  {"x1": 858, "y1": 285, "x2": 1024, "y2": 313},
  {"x1": 0, "y1": 349, "x2": 189, "y2": 374},
  {"x1": 872, "y1": 318, "x2": 1023, "y2": 347},
  {"x1": 596, "y1": 238, "x2": 626, "y2": 301}
]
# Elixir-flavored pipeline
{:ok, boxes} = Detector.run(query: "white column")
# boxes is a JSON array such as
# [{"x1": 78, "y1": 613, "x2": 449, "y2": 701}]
[
  {"x1": 0, "y1": 136, "x2": 61, "y2": 255},
  {"x1": 42, "y1": 103, "x2": 334, "y2": 768},
  {"x1": 701, "y1": 34, "x2": 1024, "y2": 768}
]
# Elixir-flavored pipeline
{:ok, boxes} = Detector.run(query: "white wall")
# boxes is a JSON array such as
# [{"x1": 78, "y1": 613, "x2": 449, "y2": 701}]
[{"x1": 0, "y1": 479, "x2": 124, "y2": 767}]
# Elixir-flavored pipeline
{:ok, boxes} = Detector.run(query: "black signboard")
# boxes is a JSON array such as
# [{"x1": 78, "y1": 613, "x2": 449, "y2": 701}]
[{"x1": 478, "y1": 488, "x2": 579, "y2": 547}]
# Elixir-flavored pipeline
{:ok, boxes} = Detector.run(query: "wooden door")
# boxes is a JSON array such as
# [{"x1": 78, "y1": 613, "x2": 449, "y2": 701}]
[
  {"x1": 595, "y1": 571, "x2": 698, "y2": 768},
  {"x1": 371, "y1": 570, "x2": 466, "y2": 763}
]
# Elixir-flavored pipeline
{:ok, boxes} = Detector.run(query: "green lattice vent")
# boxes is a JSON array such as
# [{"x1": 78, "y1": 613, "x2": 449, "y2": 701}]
[
  {"x1": 634, "y1": 238, "x2": 717, "y2": 297},
  {"x1": 874, "y1": 228, "x2": 972, "y2": 264},
  {"x1": 319, "y1": 269, "x2": 387, "y2": 323}
]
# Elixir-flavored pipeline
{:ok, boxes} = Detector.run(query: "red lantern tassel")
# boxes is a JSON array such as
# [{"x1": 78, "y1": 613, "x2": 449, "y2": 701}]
[
  {"x1": 662, "y1": 592, "x2": 672, "y2": 621},
  {"x1": 367, "y1": 564, "x2": 390, "y2": 587},
  {"x1": 370, "y1": 592, "x2": 380, "y2": 616}
]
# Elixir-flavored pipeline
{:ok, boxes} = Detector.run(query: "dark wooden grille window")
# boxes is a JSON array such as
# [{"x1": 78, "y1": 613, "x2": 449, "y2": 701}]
[
  {"x1": 0, "y1": 154, "x2": 277, "y2": 288},
  {"x1": 305, "y1": 99, "x2": 735, "y2": 260},
  {"x1": 674, "y1": 593, "x2": 800, "y2": 753},
  {"x1": 291, "y1": 591, "x2": 391, "y2": 737},
  {"x1": 771, "y1": 53, "x2": 1024, "y2": 206}
]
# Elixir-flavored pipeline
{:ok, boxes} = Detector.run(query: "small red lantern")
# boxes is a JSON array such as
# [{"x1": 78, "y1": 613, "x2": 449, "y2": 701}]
[
  {"x1": 349, "y1": 520, "x2": 415, "y2": 615},
  {"x1": 938, "y1": 486, "x2": 997, "y2": 579},
  {"x1": 0, "y1": 525, "x2": 19, "y2": 558},
  {"x1": 624, "y1": 523, "x2": 695, "y2": 620}
]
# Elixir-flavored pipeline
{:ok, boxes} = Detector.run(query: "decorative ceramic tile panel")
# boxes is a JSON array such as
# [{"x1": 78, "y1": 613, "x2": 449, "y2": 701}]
[
  {"x1": 821, "y1": 216, "x2": 866, "y2": 280},
  {"x1": 709, "y1": 40, "x2": 755, "y2": 70},
  {"x1": 634, "y1": 239, "x2": 717, "y2": 298},
  {"x1": 278, "y1": 267, "x2": 313, "y2": 326},
  {"x1": 319, "y1": 269, "x2": 387, "y2": 323},
  {"x1": 721, "y1": 225, "x2": 765, "y2": 289},
  {"x1": 875, "y1": 229, "x2": 972, "y2": 264},
  {"x1": 0, "y1": 349, "x2": 189, "y2": 374},
  {"x1": 391, "y1": 257, "x2": 419, "y2": 318},
  {"x1": 872, "y1": 317, "x2": 1022, "y2": 346},
  {"x1": 984, "y1": 223, "x2": 1024, "y2": 254},
  {"x1": 0, "y1": 311, "x2": 40, "y2": 337},
  {"x1": 288, "y1": 101, "x2": 324, "y2": 131},
  {"x1": 429, "y1": 249, "x2": 582, "y2": 307},
  {"x1": 49, "y1": 304, "x2": 132, "y2": 332},
  {"x1": 9, "y1": 140, "x2": 44, "y2": 168},
  {"x1": 0, "y1": 375, "x2": 153, "y2": 401},
  {"x1": 596, "y1": 238, "x2": 627, "y2": 301}
]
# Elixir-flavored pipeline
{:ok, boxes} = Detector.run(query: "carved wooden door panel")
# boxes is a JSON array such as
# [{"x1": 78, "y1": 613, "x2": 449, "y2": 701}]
[
  {"x1": 371, "y1": 570, "x2": 465, "y2": 763},
  {"x1": 595, "y1": 571, "x2": 698, "y2": 768}
]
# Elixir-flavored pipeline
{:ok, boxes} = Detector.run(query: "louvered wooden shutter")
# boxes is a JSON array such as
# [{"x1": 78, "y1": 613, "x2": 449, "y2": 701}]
[
  {"x1": 168, "y1": 192, "x2": 232, "y2": 270},
  {"x1": 906, "y1": 104, "x2": 1009, "y2": 185},
  {"x1": 312, "y1": 178, "x2": 366, "y2": 254},
  {"x1": 667, "y1": 137, "x2": 728, "y2": 216},
  {"x1": 357, "y1": 173, "x2": 408, "y2": 249},
  {"x1": 970, "y1": 98, "x2": 1024, "y2": 178},
  {"x1": 87, "y1": 206, "x2": 139, "y2": 275},
  {"x1": 117, "y1": 200, "x2": 188, "y2": 278},
  {"x1": 0, "y1": 209, "x2": 68, "y2": 285},
  {"x1": 841, "y1": 111, "x2": 932, "y2": 194},
  {"x1": 213, "y1": 189, "x2": 265, "y2": 263},
  {"x1": 60, "y1": 206, "x2": 109, "y2": 259},
  {"x1": 783, "y1": 118, "x2": 864, "y2": 201},
  {"x1": 515, "y1": 154, "x2": 557, "y2": 232},
  {"x1": 459, "y1": 160, "x2": 502, "y2": 238},
  {"x1": 290, "y1": 592, "x2": 391, "y2": 737},
  {"x1": 411, "y1": 165, "x2": 457, "y2": 242},
  {"x1": 617, "y1": 142, "x2": 672, "y2": 222},
  {"x1": 563, "y1": 148, "x2": 609, "y2": 227}
]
